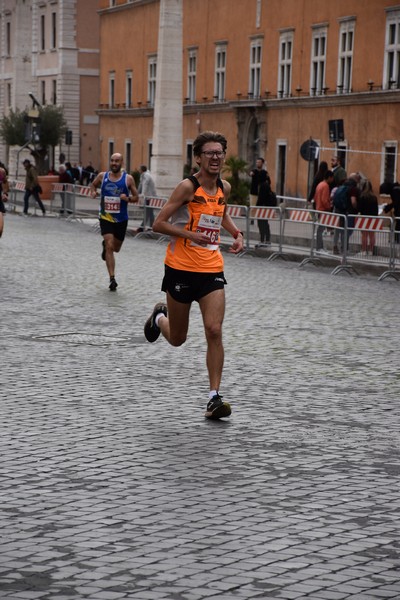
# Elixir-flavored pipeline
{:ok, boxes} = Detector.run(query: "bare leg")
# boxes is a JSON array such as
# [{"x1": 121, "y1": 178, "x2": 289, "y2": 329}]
[
  {"x1": 198, "y1": 289, "x2": 225, "y2": 392},
  {"x1": 158, "y1": 292, "x2": 191, "y2": 347},
  {"x1": 103, "y1": 233, "x2": 122, "y2": 278}
]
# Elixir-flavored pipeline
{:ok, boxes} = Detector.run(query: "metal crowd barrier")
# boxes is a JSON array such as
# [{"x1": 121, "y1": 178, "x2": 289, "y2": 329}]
[
  {"x1": 50, "y1": 182, "x2": 76, "y2": 215},
  {"x1": 8, "y1": 181, "x2": 26, "y2": 213},
  {"x1": 9, "y1": 180, "x2": 47, "y2": 216},
  {"x1": 229, "y1": 203, "x2": 400, "y2": 280},
  {"x1": 9, "y1": 180, "x2": 400, "y2": 281},
  {"x1": 250, "y1": 206, "x2": 284, "y2": 260},
  {"x1": 222, "y1": 204, "x2": 248, "y2": 253},
  {"x1": 135, "y1": 196, "x2": 168, "y2": 241}
]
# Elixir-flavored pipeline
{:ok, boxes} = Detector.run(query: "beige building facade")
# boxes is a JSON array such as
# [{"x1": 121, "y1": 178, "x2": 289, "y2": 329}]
[
  {"x1": 98, "y1": 0, "x2": 399, "y2": 198},
  {"x1": 0, "y1": 0, "x2": 100, "y2": 175}
]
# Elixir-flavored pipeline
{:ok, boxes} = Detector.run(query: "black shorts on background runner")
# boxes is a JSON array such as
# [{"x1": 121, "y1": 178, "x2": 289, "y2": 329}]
[{"x1": 99, "y1": 219, "x2": 128, "y2": 242}]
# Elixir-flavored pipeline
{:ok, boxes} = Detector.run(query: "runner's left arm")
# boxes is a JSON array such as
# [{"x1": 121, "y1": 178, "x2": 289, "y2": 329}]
[
  {"x1": 221, "y1": 180, "x2": 244, "y2": 254},
  {"x1": 120, "y1": 174, "x2": 139, "y2": 203}
]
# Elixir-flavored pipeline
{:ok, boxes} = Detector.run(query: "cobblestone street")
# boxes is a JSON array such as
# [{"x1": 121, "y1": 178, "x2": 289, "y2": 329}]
[{"x1": 1, "y1": 213, "x2": 399, "y2": 600}]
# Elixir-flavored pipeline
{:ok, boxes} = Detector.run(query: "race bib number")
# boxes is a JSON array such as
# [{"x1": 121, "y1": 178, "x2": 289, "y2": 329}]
[
  {"x1": 194, "y1": 213, "x2": 222, "y2": 250},
  {"x1": 104, "y1": 195, "x2": 121, "y2": 213}
]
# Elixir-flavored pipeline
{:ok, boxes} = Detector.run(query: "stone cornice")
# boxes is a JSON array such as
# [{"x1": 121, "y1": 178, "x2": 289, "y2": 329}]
[
  {"x1": 259, "y1": 89, "x2": 400, "y2": 109},
  {"x1": 98, "y1": 0, "x2": 156, "y2": 15},
  {"x1": 96, "y1": 89, "x2": 399, "y2": 116}
]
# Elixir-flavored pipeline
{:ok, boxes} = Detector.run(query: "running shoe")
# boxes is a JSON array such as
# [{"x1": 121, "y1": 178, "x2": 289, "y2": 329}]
[
  {"x1": 109, "y1": 277, "x2": 118, "y2": 291},
  {"x1": 204, "y1": 393, "x2": 231, "y2": 419},
  {"x1": 101, "y1": 240, "x2": 106, "y2": 261},
  {"x1": 144, "y1": 302, "x2": 167, "y2": 342}
]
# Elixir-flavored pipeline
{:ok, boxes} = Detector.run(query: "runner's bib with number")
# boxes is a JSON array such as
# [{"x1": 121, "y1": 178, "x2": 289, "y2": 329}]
[
  {"x1": 104, "y1": 196, "x2": 121, "y2": 213},
  {"x1": 99, "y1": 171, "x2": 129, "y2": 223},
  {"x1": 193, "y1": 213, "x2": 222, "y2": 250}
]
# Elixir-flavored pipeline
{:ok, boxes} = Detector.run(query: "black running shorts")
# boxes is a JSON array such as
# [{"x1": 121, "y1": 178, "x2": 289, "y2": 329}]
[
  {"x1": 99, "y1": 218, "x2": 128, "y2": 242},
  {"x1": 162, "y1": 265, "x2": 227, "y2": 304}
]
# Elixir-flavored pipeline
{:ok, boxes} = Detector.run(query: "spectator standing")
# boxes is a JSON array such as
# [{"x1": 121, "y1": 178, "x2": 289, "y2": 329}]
[
  {"x1": 308, "y1": 161, "x2": 328, "y2": 207},
  {"x1": 83, "y1": 162, "x2": 96, "y2": 186},
  {"x1": 65, "y1": 162, "x2": 76, "y2": 182},
  {"x1": 249, "y1": 158, "x2": 270, "y2": 207},
  {"x1": 332, "y1": 175, "x2": 359, "y2": 254},
  {"x1": 358, "y1": 180, "x2": 378, "y2": 254},
  {"x1": 382, "y1": 183, "x2": 400, "y2": 243},
  {"x1": 137, "y1": 165, "x2": 156, "y2": 231},
  {"x1": 0, "y1": 162, "x2": 9, "y2": 237},
  {"x1": 331, "y1": 155, "x2": 347, "y2": 187},
  {"x1": 313, "y1": 170, "x2": 334, "y2": 253},
  {"x1": 58, "y1": 165, "x2": 74, "y2": 215},
  {"x1": 256, "y1": 180, "x2": 277, "y2": 246},
  {"x1": 22, "y1": 159, "x2": 46, "y2": 216},
  {"x1": 71, "y1": 163, "x2": 81, "y2": 183}
]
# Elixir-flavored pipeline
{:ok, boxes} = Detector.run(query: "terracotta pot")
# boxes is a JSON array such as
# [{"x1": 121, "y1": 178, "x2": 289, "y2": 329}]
[{"x1": 38, "y1": 175, "x2": 59, "y2": 200}]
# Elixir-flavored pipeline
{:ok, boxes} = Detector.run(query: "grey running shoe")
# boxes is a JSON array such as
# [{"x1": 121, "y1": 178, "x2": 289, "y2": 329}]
[
  {"x1": 204, "y1": 394, "x2": 231, "y2": 419},
  {"x1": 144, "y1": 302, "x2": 167, "y2": 342}
]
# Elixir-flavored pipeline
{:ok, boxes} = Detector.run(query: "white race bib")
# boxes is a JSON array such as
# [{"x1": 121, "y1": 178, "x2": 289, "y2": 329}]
[
  {"x1": 194, "y1": 213, "x2": 222, "y2": 250},
  {"x1": 104, "y1": 195, "x2": 121, "y2": 213}
]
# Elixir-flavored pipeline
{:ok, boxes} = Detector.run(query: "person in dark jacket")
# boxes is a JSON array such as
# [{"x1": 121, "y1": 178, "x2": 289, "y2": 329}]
[
  {"x1": 256, "y1": 180, "x2": 277, "y2": 245},
  {"x1": 58, "y1": 165, "x2": 74, "y2": 214},
  {"x1": 22, "y1": 159, "x2": 46, "y2": 216},
  {"x1": 358, "y1": 180, "x2": 378, "y2": 254},
  {"x1": 382, "y1": 183, "x2": 400, "y2": 243}
]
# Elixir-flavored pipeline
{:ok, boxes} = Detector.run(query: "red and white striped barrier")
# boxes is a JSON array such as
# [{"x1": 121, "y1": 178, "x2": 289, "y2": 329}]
[
  {"x1": 146, "y1": 197, "x2": 166, "y2": 208},
  {"x1": 319, "y1": 212, "x2": 341, "y2": 227},
  {"x1": 226, "y1": 205, "x2": 246, "y2": 218},
  {"x1": 354, "y1": 216, "x2": 385, "y2": 231},
  {"x1": 74, "y1": 185, "x2": 92, "y2": 197},
  {"x1": 252, "y1": 207, "x2": 278, "y2": 220},
  {"x1": 288, "y1": 209, "x2": 312, "y2": 222},
  {"x1": 13, "y1": 181, "x2": 26, "y2": 192}
]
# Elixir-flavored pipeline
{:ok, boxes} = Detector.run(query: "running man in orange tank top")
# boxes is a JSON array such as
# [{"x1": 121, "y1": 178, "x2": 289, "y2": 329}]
[{"x1": 144, "y1": 131, "x2": 244, "y2": 419}]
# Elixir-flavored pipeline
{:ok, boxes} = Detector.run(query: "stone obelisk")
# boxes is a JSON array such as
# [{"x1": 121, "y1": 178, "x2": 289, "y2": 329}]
[{"x1": 150, "y1": 0, "x2": 183, "y2": 197}]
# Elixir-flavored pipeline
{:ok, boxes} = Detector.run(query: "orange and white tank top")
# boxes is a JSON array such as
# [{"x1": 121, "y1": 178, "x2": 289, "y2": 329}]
[{"x1": 165, "y1": 176, "x2": 226, "y2": 273}]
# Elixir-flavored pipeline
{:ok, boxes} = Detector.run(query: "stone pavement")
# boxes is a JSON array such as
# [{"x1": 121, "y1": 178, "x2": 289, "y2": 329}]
[{"x1": 1, "y1": 213, "x2": 399, "y2": 600}]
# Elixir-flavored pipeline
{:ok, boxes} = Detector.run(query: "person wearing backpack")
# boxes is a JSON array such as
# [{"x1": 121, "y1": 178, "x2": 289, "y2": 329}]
[
  {"x1": 358, "y1": 179, "x2": 379, "y2": 254},
  {"x1": 332, "y1": 175, "x2": 359, "y2": 254}
]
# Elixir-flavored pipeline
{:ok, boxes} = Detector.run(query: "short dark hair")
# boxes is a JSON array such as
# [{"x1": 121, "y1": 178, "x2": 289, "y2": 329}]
[
  {"x1": 193, "y1": 131, "x2": 227, "y2": 157},
  {"x1": 140, "y1": 165, "x2": 147, "y2": 172}
]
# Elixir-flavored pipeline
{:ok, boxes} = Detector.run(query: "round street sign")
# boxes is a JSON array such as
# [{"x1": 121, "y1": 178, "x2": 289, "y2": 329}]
[{"x1": 300, "y1": 139, "x2": 320, "y2": 162}]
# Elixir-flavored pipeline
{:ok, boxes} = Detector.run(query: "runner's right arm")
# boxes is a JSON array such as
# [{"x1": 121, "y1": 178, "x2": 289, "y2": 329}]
[
  {"x1": 152, "y1": 179, "x2": 210, "y2": 246},
  {"x1": 90, "y1": 172, "x2": 104, "y2": 198}
]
